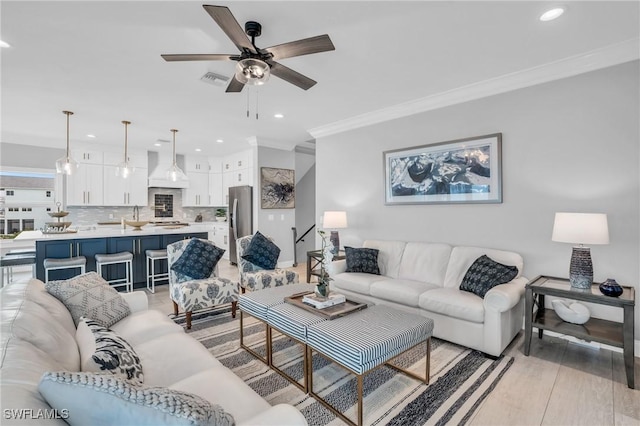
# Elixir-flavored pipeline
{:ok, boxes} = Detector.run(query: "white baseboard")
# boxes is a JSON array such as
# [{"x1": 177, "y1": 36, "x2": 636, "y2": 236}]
[{"x1": 543, "y1": 330, "x2": 639, "y2": 358}]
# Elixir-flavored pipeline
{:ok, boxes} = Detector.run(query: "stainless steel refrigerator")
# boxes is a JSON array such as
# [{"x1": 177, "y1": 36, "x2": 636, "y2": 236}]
[{"x1": 228, "y1": 185, "x2": 253, "y2": 265}]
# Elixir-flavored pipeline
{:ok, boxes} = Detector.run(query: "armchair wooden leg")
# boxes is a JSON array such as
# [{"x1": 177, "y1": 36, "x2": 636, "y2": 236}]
[
  {"x1": 172, "y1": 300, "x2": 178, "y2": 316},
  {"x1": 231, "y1": 301, "x2": 237, "y2": 318},
  {"x1": 186, "y1": 311, "x2": 192, "y2": 330}
]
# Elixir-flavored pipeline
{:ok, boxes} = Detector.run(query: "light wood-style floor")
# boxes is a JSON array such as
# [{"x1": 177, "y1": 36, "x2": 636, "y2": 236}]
[{"x1": 11, "y1": 260, "x2": 639, "y2": 425}]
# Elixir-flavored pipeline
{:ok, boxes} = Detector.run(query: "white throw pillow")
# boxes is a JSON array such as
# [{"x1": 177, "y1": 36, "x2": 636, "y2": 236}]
[
  {"x1": 38, "y1": 371, "x2": 235, "y2": 426},
  {"x1": 76, "y1": 318, "x2": 143, "y2": 386},
  {"x1": 46, "y1": 272, "x2": 131, "y2": 328}
]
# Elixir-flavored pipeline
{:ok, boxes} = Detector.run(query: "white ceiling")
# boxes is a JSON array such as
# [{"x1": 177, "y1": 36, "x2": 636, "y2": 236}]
[{"x1": 1, "y1": 1, "x2": 638, "y2": 158}]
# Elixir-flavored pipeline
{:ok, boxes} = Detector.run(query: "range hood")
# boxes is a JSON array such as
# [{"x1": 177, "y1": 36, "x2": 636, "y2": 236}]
[{"x1": 147, "y1": 151, "x2": 189, "y2": 189}]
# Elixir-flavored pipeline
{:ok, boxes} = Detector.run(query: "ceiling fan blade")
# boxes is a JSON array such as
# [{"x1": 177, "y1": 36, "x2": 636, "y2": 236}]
[
  {"x1": 267, "y1": 61, "x2": 317, "y2": 90},
  {"x1": 265, "y1": 34, "x2": 335, "y2": 60},
  {"x1": 202, "y1": 5, "x2": 256, "y2": 54},
  {"x1": 225, "y1": 76, "x2": 245, "y2": 93},
  {"x1": 161, "y1": 54, "x2": 236, "y2": 62}
]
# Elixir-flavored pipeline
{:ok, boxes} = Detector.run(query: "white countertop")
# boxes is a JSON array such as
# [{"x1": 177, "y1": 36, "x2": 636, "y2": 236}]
[{"x1": 14, "y1": 223, "x2": 216, "y2": 242}]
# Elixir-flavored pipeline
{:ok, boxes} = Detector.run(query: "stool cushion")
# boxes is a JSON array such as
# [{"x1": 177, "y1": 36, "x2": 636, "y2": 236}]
[
  {"x1": 45, "y1": 272, "x2": 131, "y2": 328},
  {"x1": 145, "y1": 249, "x2": 168, "y2": 258},
  {"x1": 170, "y1": 239, "x2": 225, "y2": 280},
  {"x1": 76, "y1": 318, "x2": 144, "y2": 385},
  {"x1": 95, "y1": 252, "x2": 133, "y2": 263},
  {"x1": 43, "y1": 256, "x2": 86, "y2": 268},
  {"x1": 38, "y1": 372, "x2": 235, "y2": 426},
  {"x1": 1, "y1": 254, "x2": 36, "y2": 267}
]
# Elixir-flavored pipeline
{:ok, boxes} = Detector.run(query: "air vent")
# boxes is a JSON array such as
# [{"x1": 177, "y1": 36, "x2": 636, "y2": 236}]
[
  {"x1": 200, "y1": 72, "x2": 230, "y2": 87},
  {"x1": 156, "y1": 139, "x2": 171, "y2": 144}
]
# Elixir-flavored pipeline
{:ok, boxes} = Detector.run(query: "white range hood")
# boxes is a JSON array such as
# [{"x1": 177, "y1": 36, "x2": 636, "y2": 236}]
[{"x1": 147, "y1": 151, "x2": 189, "y2": 189}]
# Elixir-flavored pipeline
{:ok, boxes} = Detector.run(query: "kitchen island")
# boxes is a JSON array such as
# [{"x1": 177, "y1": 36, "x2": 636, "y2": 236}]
[{"x1": 16, "y1": 223, "x2": 214, "y2": 286}]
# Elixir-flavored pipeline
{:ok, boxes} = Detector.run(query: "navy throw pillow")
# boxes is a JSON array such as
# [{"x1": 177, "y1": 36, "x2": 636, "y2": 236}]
[
  {"x1": 170, "y1": 239, "x2": 225, "y2": 280},
  {"x1": 345, "y1": 246, "x2": 380, "y2": 275},
  {"x1": 241, "y1": 231, "x2": 280, "y2": 270},
  {"x1": 459, "y1": 255, "x2": 518, "y2": 298}
]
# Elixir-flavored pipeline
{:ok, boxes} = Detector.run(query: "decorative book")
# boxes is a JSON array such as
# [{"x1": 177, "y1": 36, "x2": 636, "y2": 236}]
[{"x1": 302, "y1": 293, "x2": 346, "y2": 309}]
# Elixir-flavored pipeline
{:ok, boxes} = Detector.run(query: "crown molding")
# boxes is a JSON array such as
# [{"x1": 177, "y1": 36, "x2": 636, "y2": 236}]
[
  {"x1": 309, "y1": 38, "x2": 639, "y2": 139},
  {"x1": 248, "y1": 136, "x2": 298, "y2": 152}
]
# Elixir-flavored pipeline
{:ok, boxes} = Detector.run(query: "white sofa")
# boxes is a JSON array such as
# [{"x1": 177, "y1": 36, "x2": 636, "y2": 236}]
[
  {"x1": 0, "y1": 278, "x2": 307, "y2": 425},
  {"x1": 328, "y1": 240, "x2": 527, "y2": 357}
]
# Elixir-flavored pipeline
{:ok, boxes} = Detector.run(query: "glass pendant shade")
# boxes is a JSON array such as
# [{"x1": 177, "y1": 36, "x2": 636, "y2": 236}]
[
  {"x1": 117, "y1": 120, "x2": 135, "y2": 178},
  {"x1": 166, "y1": 129, "x2": 188, "y2": 182},
  {"x1": 235, "y1": 58, "x2": 270, "y2": 86},
  {"x1": 56, "y1": 110, "x2": 79, "y2": 175}
]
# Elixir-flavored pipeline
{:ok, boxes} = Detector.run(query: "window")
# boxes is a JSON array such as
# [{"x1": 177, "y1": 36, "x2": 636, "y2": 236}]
[
  {"x1": 46, "y1": 191, "x2": 51, "y2": 197},
  {"x1": 6, "y1": 190, "x2": 14, "y2": 196}
]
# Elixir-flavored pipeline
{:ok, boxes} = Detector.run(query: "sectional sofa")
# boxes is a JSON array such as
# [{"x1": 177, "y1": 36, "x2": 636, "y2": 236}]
[{"x1": 328, "y1": 240, "x2": 527, "y2": 357}]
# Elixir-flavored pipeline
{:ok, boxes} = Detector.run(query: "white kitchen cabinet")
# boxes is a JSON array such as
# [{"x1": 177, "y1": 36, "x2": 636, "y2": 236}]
[
  {"x1": 209, "y1": 172, "x2": 223, "y2": 206},
  {"x1": 71, "y1": 149, "x2": 103, "y2": 165},
  {"x1": 103, "y1": 150, "x2": 148, "y2": 169},
  {"x1": 222, "y1": 150, "x2": 251, "y2": 172},
  {"x1": 210, "y1": 223, "x2": 229, "y2": 259},
  {"x1": 182, "y1": 172, "x2": 209, "y2": 206},
  {"x1": 66, "y1": 163, "x2": 104, "y2": 206},
  {"x1": 103, "y1": 165, "x2": 149, "y2": 206},
  {"x1": 185, "y1": 156, "x2": 209, "y2": 173}
]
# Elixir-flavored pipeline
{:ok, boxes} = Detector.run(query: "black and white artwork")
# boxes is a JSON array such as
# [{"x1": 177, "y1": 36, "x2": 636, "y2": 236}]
[
  {"x1": 384, "y1": 133, "x2": 502, "y2": 205},
  {"x1": 260, "y1": 167, "x2": 295, "y2": 209}
]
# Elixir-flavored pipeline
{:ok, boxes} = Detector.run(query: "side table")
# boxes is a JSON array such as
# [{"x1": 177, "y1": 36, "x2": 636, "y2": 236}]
[
  {"x1": 524, "y1": 275, "x2": 635, "y2": 389},
  {"x1": 306, "y1": 249, "x2": 345, "y2": 283}
]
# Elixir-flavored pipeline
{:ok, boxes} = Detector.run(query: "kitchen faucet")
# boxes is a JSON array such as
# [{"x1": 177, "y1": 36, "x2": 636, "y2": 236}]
[{"x1": 133, "y1": 205, "x2": 139, "y2": 221}]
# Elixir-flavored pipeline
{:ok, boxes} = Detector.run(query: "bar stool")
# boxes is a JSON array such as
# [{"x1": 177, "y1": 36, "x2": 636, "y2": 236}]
[
  {"x1": 43, "y1": 256, "x2": 86, "y2": 283},
  {"x1": 145, "y1": 249, "x2": 168, "y2": 293},
  {"x1": 2, "y1": 250, "x2": 36, "y2": 284},
  {"x1": 95, "y1": 252, "x2": 133, "y2": 292}
]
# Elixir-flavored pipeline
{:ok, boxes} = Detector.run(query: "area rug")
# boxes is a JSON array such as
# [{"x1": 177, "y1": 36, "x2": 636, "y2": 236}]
[{"x1": 175, "y1": 309, "x2": 513, "y2": 426}]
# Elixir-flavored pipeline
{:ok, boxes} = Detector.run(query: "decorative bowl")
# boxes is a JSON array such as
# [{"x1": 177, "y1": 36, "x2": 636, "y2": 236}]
[
  {"x1": 48, "y1": 211, "x2": 69, "y2": 218},
  {"x1": 551, "y1": 299, "x2": 590, "y2": 324},
  {"x1": 124, "y1": 220, "x2": 149, "y2": 231},
  {"x1": 599, "y1": 278, "x2": 623, "y2": 297}
]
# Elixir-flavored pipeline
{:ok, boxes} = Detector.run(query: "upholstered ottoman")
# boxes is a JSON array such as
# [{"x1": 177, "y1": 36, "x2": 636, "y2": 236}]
[
  {"x1": 306, "y1": 304, "x2": 434, "y2": 426},
  {"x1": 238, "y1": 283, "x2": 313, "y2": 363}
]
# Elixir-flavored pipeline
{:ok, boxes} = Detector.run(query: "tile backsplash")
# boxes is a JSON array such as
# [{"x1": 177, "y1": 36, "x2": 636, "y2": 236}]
[{"x1": 65, "y1": 188, "x2": 226, "y2": 225}]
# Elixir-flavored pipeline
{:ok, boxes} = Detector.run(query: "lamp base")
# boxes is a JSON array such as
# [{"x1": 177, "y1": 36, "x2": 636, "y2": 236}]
[
  {"x1": 569, "y1": 246, "x2": 593, "y2": 289},
  {"x1": 329, "y1": 231, "x2": 340, "y2": 255}
]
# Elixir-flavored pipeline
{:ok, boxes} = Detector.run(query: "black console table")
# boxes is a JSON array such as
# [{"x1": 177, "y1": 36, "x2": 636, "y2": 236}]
[{"x1": 524, "y1": 275, "x2": 635, "y2": 389}]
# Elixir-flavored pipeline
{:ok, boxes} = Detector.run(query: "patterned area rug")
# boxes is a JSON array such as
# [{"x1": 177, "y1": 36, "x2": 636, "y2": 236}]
[{"x1": 175, "y1": 309, "x2": 513, "y2": 426}]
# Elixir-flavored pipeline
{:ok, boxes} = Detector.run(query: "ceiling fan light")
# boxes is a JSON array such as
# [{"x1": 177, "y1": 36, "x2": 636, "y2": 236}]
[{"x1": 235, "y1": 58, "x2": 270, "y2": 86}]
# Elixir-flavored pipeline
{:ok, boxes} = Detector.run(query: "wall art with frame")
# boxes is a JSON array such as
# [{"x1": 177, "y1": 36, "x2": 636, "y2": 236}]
[
  {"x1": 383, "y1": 133, "x2": 502, "y2": 205},
  {"x1": 260, "y1": 167, "x2": 295, "y2": 209}
]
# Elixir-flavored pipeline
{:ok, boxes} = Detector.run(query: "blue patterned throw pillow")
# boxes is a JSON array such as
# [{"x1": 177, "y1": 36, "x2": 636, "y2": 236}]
[
  {"x1": 242, "y1": 231, "x2": 280, "y2": 270},
  {"x1": 345, "y1": 246, "x2": 380, "y2": 275},
  {"x1": 459, "y1": 255, "x2": 518, "y2": 298},
  {"x1": 170, "y1": 239, "x2": 225, "y2": 280}
]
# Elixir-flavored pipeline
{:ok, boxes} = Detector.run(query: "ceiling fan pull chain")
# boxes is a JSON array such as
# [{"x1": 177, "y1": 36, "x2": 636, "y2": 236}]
[
  {"x1": 255, "y1": 88, "x2": 259, "y2": 120},
  {"x1": 246, "y1": 89, "x2": 250, "y2": 118}
]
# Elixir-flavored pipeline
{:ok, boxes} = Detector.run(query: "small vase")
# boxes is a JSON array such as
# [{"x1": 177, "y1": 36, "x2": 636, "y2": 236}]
[
  {"x1": 315, "y1": 282, "x2": 329, "y2": 298},
  {"x1": 599, "y1": 278, "x2": 623, "y2": 297}
]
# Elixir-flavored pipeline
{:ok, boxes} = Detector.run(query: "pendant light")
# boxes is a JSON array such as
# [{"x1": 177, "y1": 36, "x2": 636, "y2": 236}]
[
  {"x1": 116, "y1": 120, "x2": 134, "y2": 178},
  {"x1": 55, "y1": 111, "x2": 79, "y2": 175},
  {"x1": 166, "y1": 129, "x2": 188, "y2": 182}
]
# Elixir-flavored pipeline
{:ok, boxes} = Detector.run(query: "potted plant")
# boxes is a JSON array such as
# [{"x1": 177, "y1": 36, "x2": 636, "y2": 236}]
[{"x1": 215, "y1": 208, "x2": 227, "y2": 222}]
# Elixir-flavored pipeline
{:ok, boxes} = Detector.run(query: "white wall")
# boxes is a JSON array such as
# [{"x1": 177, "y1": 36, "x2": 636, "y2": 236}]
[{"x1": 316, "y1": 61, "x2": 640, "y2": 338}]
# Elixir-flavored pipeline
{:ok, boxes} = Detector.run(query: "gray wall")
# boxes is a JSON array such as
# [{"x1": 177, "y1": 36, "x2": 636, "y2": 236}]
[
  {"x1": 0, "y1": 143, "x2": 63, "y2": 169},
  {"x1": 295, "y1": 161, "x2": 316, "y2": 265},
  {"x1": 256, "y1": 146, "x2": 296, "y2": 266},
  {"x1": 316, "y1": 61, "x2": 639, "y2": 339}
]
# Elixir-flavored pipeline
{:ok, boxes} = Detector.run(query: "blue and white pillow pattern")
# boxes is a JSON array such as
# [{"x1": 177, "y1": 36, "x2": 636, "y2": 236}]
[
  {"x1": 459, "y1": 255, "x2": 518, "y2": 298},
  {"x1": 241, "y1": 231, "x2": 280, "y2": 270},
  {"x1": 345, "y1": 246, "x2": 380, "y2": 275},
  {"x1": 170, "y1": 238, "x2": 225, "y2": 280}
]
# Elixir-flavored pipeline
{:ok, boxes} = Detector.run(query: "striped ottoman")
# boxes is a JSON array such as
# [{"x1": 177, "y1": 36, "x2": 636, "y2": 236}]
[
  {"x1": 306, "y1": 304, "x2": 434, "y2": 426},
  {"x1": 238, "y1": 283, "x2": 313, "y2": 363},
  {"x1": 266, "y1": 303, "x2": 327, "y2": 391}
]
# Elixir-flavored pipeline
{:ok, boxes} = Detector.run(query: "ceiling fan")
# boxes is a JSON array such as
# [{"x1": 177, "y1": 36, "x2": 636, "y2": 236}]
[{"x1": 162, "y1": 5, "x2": 335, "y2": 93}]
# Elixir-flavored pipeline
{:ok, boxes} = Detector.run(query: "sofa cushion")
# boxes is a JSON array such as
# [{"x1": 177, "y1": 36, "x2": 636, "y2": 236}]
[
  {"x1": 370, "y1": 279, "x2": 440, "y2": 307},
  {"x1": 45, "y1": 272, "x2": 131, "y2": 328},
  {"x1": 443, "y1": 246, "x2": 523, "y2": 289},
  {"x1": 363, "y1": 240, "x2": 406, "y2": 278},
  {"x1": 459, "y1": 255, "x2": 519, "y2": 298},
  {"x1": 397, "y1": 242, "x2": 452, "y2": 286},
  {"x1": 170, "y1": 238, "x2": 225, "y2": 280},
  {"x1": 38, "y1": 371, "x2": 234, "y2": 426},
  {"x1": 345, "y1": 247, "x2": 380, "y2": 275},
  {"x1": 76, "y1": 318, "x2": 144, "y2": 385},
  {"x1": 242, "y1": 231, "x2": 280, "y2": 270},
  {"x1": 418, "y1": 288, "x2": 485, "y2": 323},
  {"x1": 24, "y1": 279, "x2": 77, "y2": 336},
  {"x1": 332, "y1": 272, "x2": 386, "y2": 296},
  {"x1": 110, "y1": 309, "x2": 184, "y2": 346}
]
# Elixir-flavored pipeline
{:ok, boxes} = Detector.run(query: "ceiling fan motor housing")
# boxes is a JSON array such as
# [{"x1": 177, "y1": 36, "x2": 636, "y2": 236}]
[{"x1": 245, "y1": 21, "x2": 262, "y2": 38}]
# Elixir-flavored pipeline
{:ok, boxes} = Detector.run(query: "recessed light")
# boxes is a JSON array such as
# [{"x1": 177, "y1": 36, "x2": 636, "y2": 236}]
[
  {"x1": 274, "y1": 113, "x2": 284, "y2": 119},
  {"x1": 540, "y1": 7, "x2": 564, "y2": 21},
  {"x1": 86, "y1": 134, "x2": 96, "y2": 139},
  {"x1": 195, "y1": 148, "x2": 202, "y2": 152},
  {"x1": 0, "y1": 40, "x2": 11, "y2": 48},
  {"x1": 216, "y1": 139, "x2": 223, "y2": 143},
  {"x1": 154, "y1": 143, "x2": 162, "y2": 147}
]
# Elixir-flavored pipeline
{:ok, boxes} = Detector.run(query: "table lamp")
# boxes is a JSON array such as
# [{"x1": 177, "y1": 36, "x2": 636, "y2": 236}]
[
  {"x1": 323, "y1": 211, "x2": 348, "y2": 255},
  {"x1": 551, "y1": 212, "x2": 609, "y2": 289}
]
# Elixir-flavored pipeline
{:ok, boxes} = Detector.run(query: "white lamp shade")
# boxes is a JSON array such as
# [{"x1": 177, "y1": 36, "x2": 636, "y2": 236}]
[
  {"x1": 551, "y1": 212, "x2": 609, "y2": 245},
  {"x1": 323, "y1": 211, "x2": 348, "y2": 229}
]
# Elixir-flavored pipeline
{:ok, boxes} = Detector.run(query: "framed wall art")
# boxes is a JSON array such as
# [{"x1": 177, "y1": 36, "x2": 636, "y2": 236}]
[
  {"x1": 260, "y1": 167, "x2": 295, "y2": 209},
  {"x1": 383, "y1": 133, "x2": 502, "y2": 205}
]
